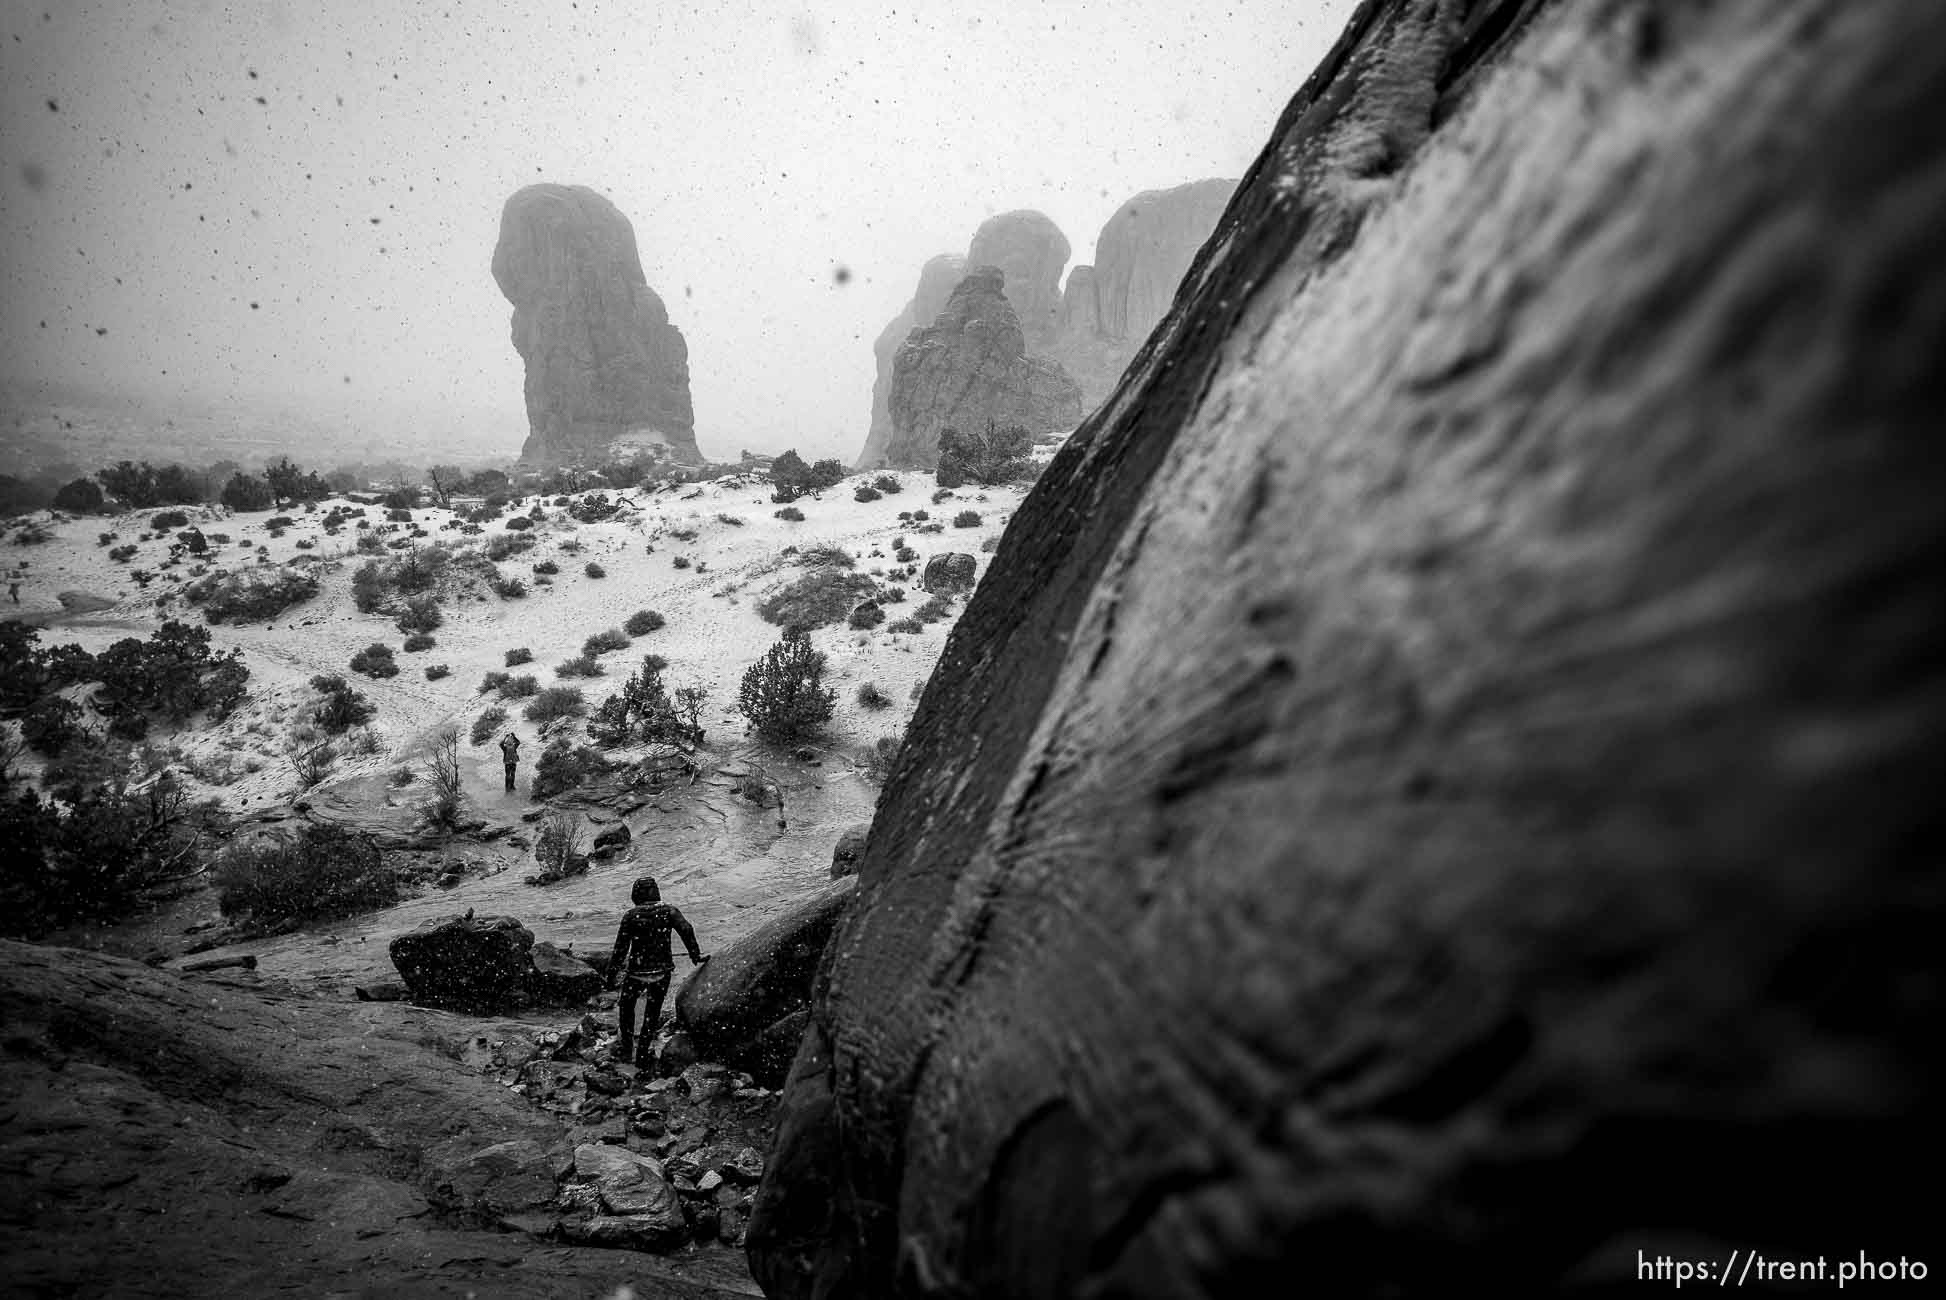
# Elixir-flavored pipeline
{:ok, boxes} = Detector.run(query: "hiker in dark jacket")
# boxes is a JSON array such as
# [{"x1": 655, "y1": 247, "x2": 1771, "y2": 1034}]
[
  {"x1": 607, "y1": 875, "x2": 708, "y2": 1067},
  {"x1": 498, "y1": 731, "x2": 520, "y2": 792}
]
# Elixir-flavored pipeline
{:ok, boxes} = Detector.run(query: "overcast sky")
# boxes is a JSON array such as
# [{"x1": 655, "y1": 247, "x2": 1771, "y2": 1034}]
[{"x1": 1, "y1": 0, "x2": 1352, "y2": 462}]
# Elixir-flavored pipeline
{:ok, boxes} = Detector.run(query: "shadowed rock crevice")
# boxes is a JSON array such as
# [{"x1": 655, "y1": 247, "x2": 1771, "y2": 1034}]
[{"x1": 749, "y1": 0, "x2": 1946, "y2": 1295}]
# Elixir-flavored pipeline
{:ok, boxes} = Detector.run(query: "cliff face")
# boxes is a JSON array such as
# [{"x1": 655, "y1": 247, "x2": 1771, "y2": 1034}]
[
  {"x1": 858, "y1": 254, "x2": 967, "y2": 473},
  {"x1": 880, "y1": 267, "x2": 1082, "y2": 471},
  {"x1": 754, "y1": 1, "x2": 1946, "y2": 1296},
  {"x1": 491, "y1": 184, "x2": 700, "y2": 466},
  {"x1": 855, "y1": 186, "x2": 1235, "y2": 466}
]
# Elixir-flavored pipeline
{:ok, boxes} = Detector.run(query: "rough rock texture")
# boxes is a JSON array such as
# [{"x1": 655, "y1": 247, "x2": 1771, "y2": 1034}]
[
  {"x1": 1058, "y1": 264, "x2": 1101, "y2": 337},
  {"x1": 390, "y1": 912, "x2": 534, "y2": 1010},
  {"x1": 859, "y1": 254, "x2": 967, "y2": 471},
  {"x1": 0, "y1": 941, "x2": 749, "y2": 1297},
  {"x1": 920, "y1": 552, "x2": 978, "y2": 595},
  {"x1": 880, "y1": 269, "x2": 1083, "y2": 471},
  {"x1": 493, "y1": 184, "x2": 700, "y2": 467},
  {"x1": 557, "y1": 1144, "x2": 688, "y2": 1250},
  {"x1": 965, "y1": 210, "x2": 1071, "y2": 346},
  {"x1": 673, "y1": 878, "x2": 854, "y2": 1086},
  {"x1": 751, "y1": 2, "x2": 1946, "y2": 1296},
  {"x1": 528, "y1": 940, "x2": 603, "y2": 1005}
]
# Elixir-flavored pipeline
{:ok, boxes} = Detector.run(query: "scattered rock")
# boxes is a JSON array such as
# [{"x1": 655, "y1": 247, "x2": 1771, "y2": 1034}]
[
  {"x1": 352, "y1": 981, "x2": 407, "y2": 1003},
  {"x1": 920, "y1": 552, "x2": 977, "y2": 595},
  {"x1": 556, "y1": 1143, "x2": 687, "y2": 1251},
  {"x1": 528, "y1": 941, "x2": 602, "y2": 1007},
  {"x1": 422, "y1": 1137, "x2": 567, "y2": 1223},
  {"x1": 830, "y1": 823, "x2": 869, "y2": 879},
  {"x1": 589, "y1": 823, "x2": 632, "y2": 859},
  {"x1": 389, "y1": 913, "x2": 534, "y2": 1011}
]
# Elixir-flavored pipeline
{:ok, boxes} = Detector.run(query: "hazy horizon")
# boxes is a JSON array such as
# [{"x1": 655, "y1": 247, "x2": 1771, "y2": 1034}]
[{"x1": 1, "y1": 0, "x2": 1352, "y2": 464}]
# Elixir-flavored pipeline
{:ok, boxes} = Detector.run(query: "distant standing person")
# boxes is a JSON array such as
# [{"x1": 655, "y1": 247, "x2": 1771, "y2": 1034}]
[
  {"x1": 6, "y1": 580, "x2": 17, "y2": 604},
  {"x1": 498, "y1": 731, "x2": 520, "y2": 792},
  {"x1": 606, "y1": 876, "x2": 708, "y2": 1068}
]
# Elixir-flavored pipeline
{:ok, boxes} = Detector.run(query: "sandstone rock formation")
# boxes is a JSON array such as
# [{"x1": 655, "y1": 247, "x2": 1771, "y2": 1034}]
[
  {"x1": 859, "y1": 254, "x2": 967, "y2": 470},
  {"x1": 965, "y1": 210, "x2": 1070, "y2": 346},
  {"x1": 751, "y1": 2, "x2": 1946, "y2": 1296},
  {"x1": 673, "y1": 877, "x2": 854, "y2": 1086},
  {"x1": 1090, "y1": 178, "x2": 1236, "y2": 343},
  {"x1": 492, "y1": 184, "x2": 700, "y2": 467},
  {"x1": 880, "y1": 268, "x2": 1083, "y2": 471}
]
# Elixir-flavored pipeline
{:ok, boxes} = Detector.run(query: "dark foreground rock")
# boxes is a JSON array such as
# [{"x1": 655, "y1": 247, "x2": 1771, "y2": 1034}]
[
  {"x1": 0, "y1": 941, "x2": 755, "y2": 1297},
  {"x1": 749, "y1": 2, "x2": 1946, "y2": 1296},
  {"x1": 674, "y1": 878, "x2": 855, "y2": 1086},
  {"x1": 829, "y1": 823, "x2": 869, "y2": 879},
  {"x1": 389, "y1": 913, "x2": 605, "y2": 1010}
]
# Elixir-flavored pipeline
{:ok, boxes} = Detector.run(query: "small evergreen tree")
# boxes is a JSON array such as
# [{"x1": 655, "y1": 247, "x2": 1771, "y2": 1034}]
[{"x1": 738, "y1": 630, "x2": 836, "y2": 745}]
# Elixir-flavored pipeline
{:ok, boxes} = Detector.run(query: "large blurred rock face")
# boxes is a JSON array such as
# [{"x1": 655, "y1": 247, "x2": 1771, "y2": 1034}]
[
  {"x1": 880, "y1": 268, "x2": 1083, "y2": 471},
  {"x1": 492, "y1": 184, "x2": 699, "y2": 466},
  {"x1": 1088, "y1": 178, "x2": 1236, "y2": 343},
  {"x1": 751, "y1": 1, "x2": 1946, "y2": 1296}
]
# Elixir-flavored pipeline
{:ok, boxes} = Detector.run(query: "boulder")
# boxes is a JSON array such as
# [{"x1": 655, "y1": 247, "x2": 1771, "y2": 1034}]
[
  {"x1": 589, "y1": 822, "x2": 632, "y2": 859},
  {"x1": 556, "y1": 1144, "x2": 687, "y2": 1251},
  {"x1": 830, "y1": 823, "x2": 869, "y2": 879},
  {"x1": 673, "y1": 877, "x2": 855, "y2": 1086},
  {"x1": 421, "y1": 1137, "x2": 567, "y2": 1224},
  {"x1": 859, "y1": 253, "x2": 967, "y2": 469},
  {"x1": 389, "y1": 913, "x2": 534, "y2": 1011},
  {"x1": 492, "y1": 184, "x2": 699, "y2": 467},
  {"x1": 880, "y1": 268, "x2": 1083, "y2": 470},
  {"x1": 527, "y1": 941, "x2": 602, "y2": 1006},
  {"x1": 920, "y1": 552, "x2": 977, "y2": 595},
  {"x1": 750, "y1": 2, "x2": 1946, "y2": 1297}
]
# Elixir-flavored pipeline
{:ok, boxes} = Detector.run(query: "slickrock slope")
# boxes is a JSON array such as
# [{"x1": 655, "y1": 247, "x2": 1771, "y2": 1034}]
[
  {"x1": 751, "y1": 1, "x2": 1946, "y2": 1295},
  {"x1": 493, "y1": 184, "x2": 700, "y2": 467}
]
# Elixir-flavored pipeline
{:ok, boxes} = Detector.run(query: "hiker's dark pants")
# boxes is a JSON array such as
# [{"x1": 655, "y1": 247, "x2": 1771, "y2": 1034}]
[
  {"x1": 503, "y1": 758, "x2": 516, "y2": 791},
  {"x1": 617, "y1": 969, "x2": 673, "y2": 1062}
]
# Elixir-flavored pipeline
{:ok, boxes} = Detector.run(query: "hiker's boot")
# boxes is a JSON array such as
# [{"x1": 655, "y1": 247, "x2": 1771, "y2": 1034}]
[{"x1": 633, "y1": 1040, "x2": 656, "y2": 1070}]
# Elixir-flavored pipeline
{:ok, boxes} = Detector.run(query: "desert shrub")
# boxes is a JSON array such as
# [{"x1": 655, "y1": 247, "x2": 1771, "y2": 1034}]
[
  {"x1": 478, "y1": 670, "x2": 511, "y2": 695},
  {"x1": 623, "y1": 609, "x2": 664, "y2": 636},
  {"x1": 855, "y1": 681, "x2": 891, "y2": 710},
  {"x1": 532, "y1": 559, "x2": 559, "y2": 575},
  {"x1": 53, "y1": 478, "x2": 107, "y2": 513},
  {"x1": 532, "y1": 810, "x2": 589, "y2": 882},
  {"x1": 774, "y1": 506, "x2": 805, "y2": 522},
  {"x1": 717, "y1": 513, "x2": 745, "y2": 527},
  {"x1": 757, "y1": 569, "x2": 877, "y2": 630},
  {"x1": 395, "y1": 594, "x2": 442, "y2": 634},
  {"x1": 954, "y1": 510, "x2": 982, "y2": 528},
  {"x1": 883, "y1": 586, "x2": 906, "y2": 603},
  {"x1": 982, "y1": 534, "x2": 1000, "y2": 552},
  {"x1": 21, "y1": 696, "x2": 85, "y2": 755},
  {"x1": 584, "y1": 562, "x2": 605, "y2": 579},
  {"x1": 183, "y1": 566, "x2": 319, "y2": 624},
  {"x1": 386, "y1": 507, "x2": 413, "y2": 523},
  {"x1": 504, "y1": 646, "x2": 533, "y2": 667},
  {"x1": 485, "y1": 533, "x2": 535, "y2": 561},
  {"x1": 212, "y1": 824, "x2": 398, "y2": 925},
  {"x1": 848, "y1": 601, "x2": 884, "y2": 631},
  {"x1": 90, "y1": 621, "x2": 249, "y2": 725},
  {"x1": 797, "y1": 543, "x2": 854, "y2": 568},
  {"x1": 523, "y1": 685, "x2": 587, "y2": 725},
  {"x1": 860, "y1": 732, "x2": 901, "y2": 785},
  {"x1": 349, "y1": 643, "x2": 398, "y2": 678},
  {"x1": 470, "y1": 705, "x2": 509, "y2": 745},
  {"x1": 109, "y1": 544, "x2": 137, "y2": 563},
  {"x1": 309, "y1": 673, "x2": 376, "y2": 732},
  {"x1": 555, "y1": 654, "x2": 603, "y2": 678},
  {"x1": 886, "y1": 616, "x2": 923, "y2": 634},
  {"x1": 504, "y1": 516, "x2": 533, "y2": 532},
  {"x1": 588, "y1": 655, "x2": 705, "y2": 749},
  {"x1": 915, "y1": 594, "x2": 954, "y2": 623},
  {"x1": 937, "y1": 419, "x2": 1033, "y2": 487},
  {"x1": 737, "y1": 630, "x2": 836, "y2": 745},
  {"x1": 530, "y1": 737, "x2": 607, "y2": 799},
  {"x1": 932, "y1": 488, "x2": 956, "y2": 504},
  {"x1": 669, "y1": 527, "x2": 699, "y2": 542},
  {"x1": 286, "y1": 738, "x2": 338, "y2": 788},
  {"x1": 423, "y1": 663, "x2": 451, "y2": 681},
  {"x1": 417, "y1": 724, "x2": 463, "y2": 831},
  {"x1": 871, "y1": 474, "x2": 902, "y2": 494},
  {"x1": 672, "y1": 554, "x2": 691, "y2": 569},
  {"x1": 402, "y1": 632, "x2": 436, "y2": 652},
  {"x1": 583, "y1": 628, "x2": 631, "y2": 657},
  {"x1": 220, "y1": 473, "x2": 275, "y2": 511},
  {"x1": 499, "y1": 674, "x2": 541, "y2": 700},
  {"x1": 490, "y1": 576, "x2": 528, "y2": 599},
  {"x1": 853, "y1": 486, "x2": 881, "y2": 503},
  {"x1": 769, "y1": 450, "x2": 848, "y2": 501},
  {"x1": 912, "y1": 510, "x2": 930, "y2": 522},
  {"x1": 151, "y1": 510, "x2": 190, "y2": 531},
  {"x1": 265, "y1": 516, "x2": 296, "y2": 531}
]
